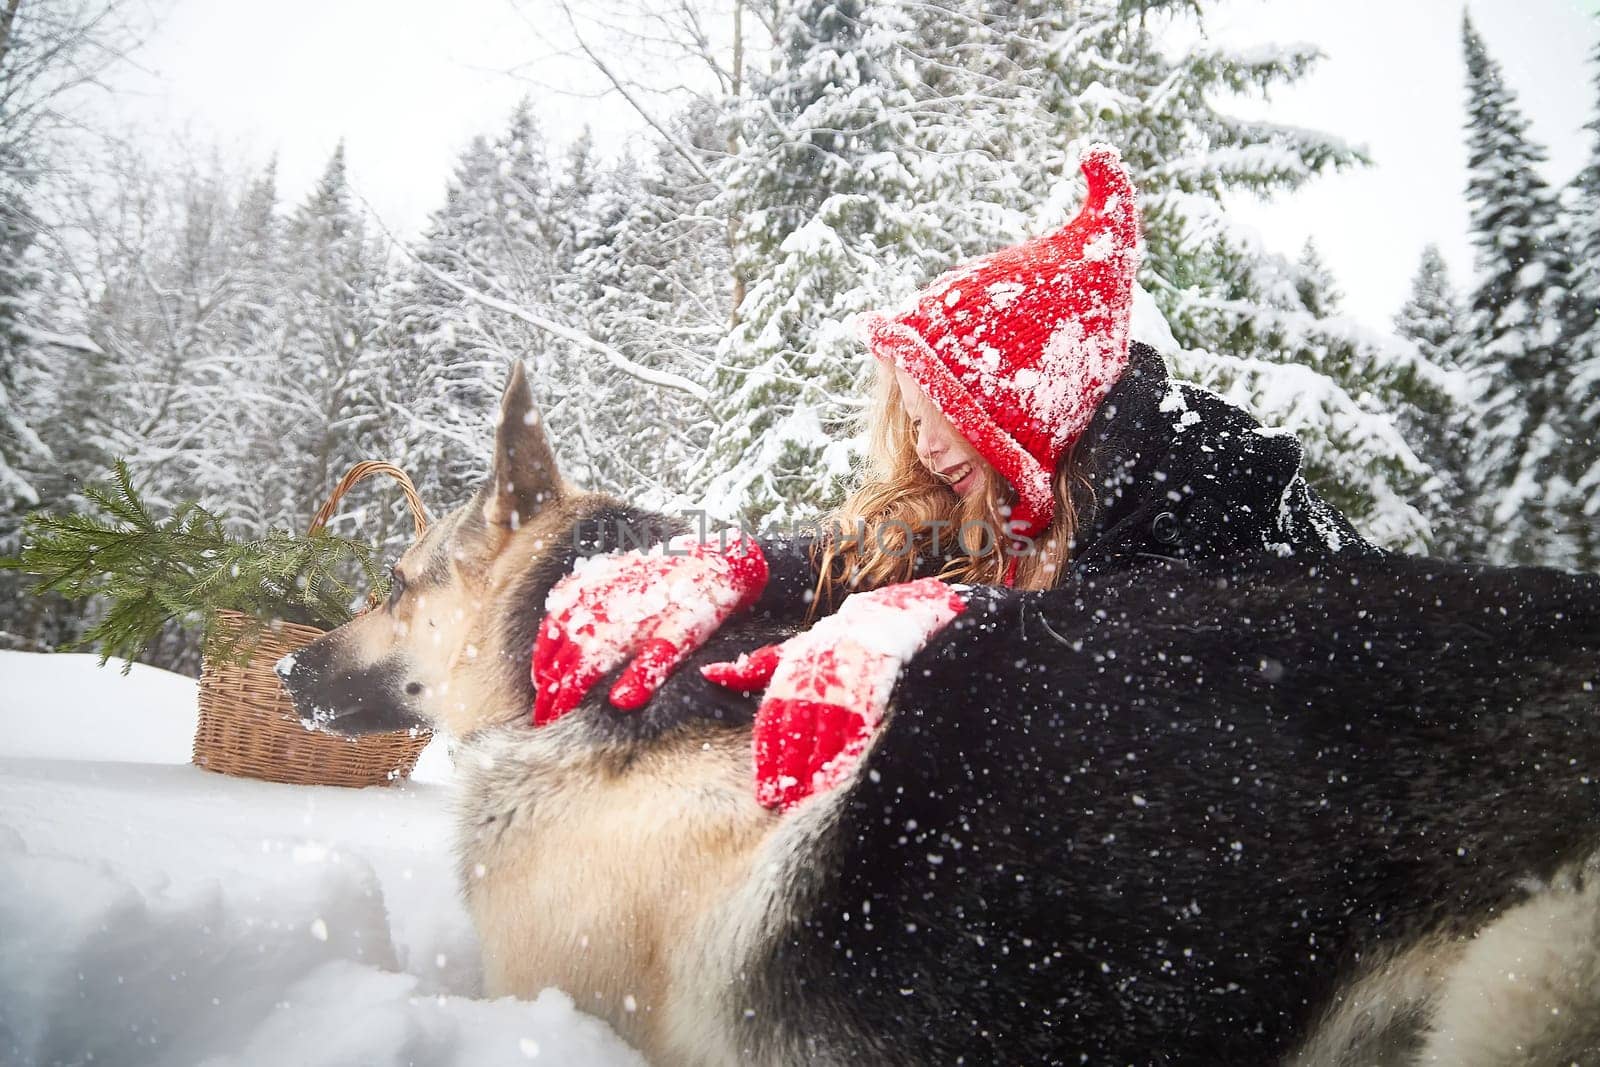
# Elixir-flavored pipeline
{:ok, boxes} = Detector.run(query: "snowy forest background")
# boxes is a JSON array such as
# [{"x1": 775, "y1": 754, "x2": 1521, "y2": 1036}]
[{"x1": 2, "y1": 0, "x2": 1597, "y2": 673}]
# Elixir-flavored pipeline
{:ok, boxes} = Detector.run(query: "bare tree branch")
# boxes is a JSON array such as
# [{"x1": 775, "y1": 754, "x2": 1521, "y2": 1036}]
[{"x1": 555, "y1": 0, "x2": 715, "y2": 184}]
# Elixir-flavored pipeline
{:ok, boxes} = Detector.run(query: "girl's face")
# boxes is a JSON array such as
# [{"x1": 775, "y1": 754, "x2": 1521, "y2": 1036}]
[{"x1": 895, "y1": 368, "x2": 988, "y2": 500}]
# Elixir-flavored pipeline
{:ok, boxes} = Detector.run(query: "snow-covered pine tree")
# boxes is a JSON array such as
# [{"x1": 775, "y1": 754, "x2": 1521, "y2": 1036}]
[
  {"x1": 13, "y1": 147, "x2": 267, "y2": 663},
  {"x1": 0, "y1": 138, "x2": 55, "y2": 651},
  {"x1": 1393, "y1": 244, "x2": 1481, "y2": 557},
  {"x1": 274, "y1": 142, "x2": 390, "y2": 537},
  {"x1": 159, "y1": 160, "x2": 264, "y2": 493},
  {"x1": 1562, "y1": 36, "x2": 1600, "y2": 570},
  {"x1": 379, "y1": 126, "x2": 518, "y2": 523},
  {"x1": 0, "y1": 0, "x2": 54, "y2": 521},
  {"x1": 380, "y1": 103, "x2": 712, "y2": 531},
  {"x1": 1460, "y1": 13, "x2": 1577, "y2": 565},
  {"x1": 0, "y1": 0, "x2": 141, "y2": 520},
  {"x1": 543, "y1": 131, "x2": 658, "y2": 492},
  {"x1": 211, "y1": 158, "x2": 293, "y2": 535},
  {"x1": 706, "y1": 0, "x2": 998, "y2": 526},
  {"x1": 986, "y1": 0, "x2": 1356, "y2": 337},
  {"x1": 584, "y1": 107, "x2": 732, "y2": 507},
  {"x1": 0, "y1": 140, "x2": 46, "y2": 519},
  {"x1": 25, "y1": 293, "x2": 120, "y2": 517},
  {"x1": 1395, "y1": 247, "x2": 1467, "y2": 393},
  {"x1": 41, "y1": 149, "x2": 226, "y2": 510},
  {"x1": 27, "y1": 149, "x2": 304, "y2": 561},
  {"x1": 1229, "y1": 240, "x2": 1442, "y2": 549},
  {"x1": 551, "y1": 147, "x2": 694, "y2": 498}
]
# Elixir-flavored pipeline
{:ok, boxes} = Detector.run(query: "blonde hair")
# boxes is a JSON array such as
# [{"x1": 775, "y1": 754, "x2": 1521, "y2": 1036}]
[{"x1": 808, "y1": 362, "x2": 1093, "y2": 618}]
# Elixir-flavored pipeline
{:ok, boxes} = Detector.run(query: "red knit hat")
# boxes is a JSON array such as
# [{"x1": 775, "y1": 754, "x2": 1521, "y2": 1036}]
[{"x1": 858, "y1": 143, "x2": 1142, "y2": 546}]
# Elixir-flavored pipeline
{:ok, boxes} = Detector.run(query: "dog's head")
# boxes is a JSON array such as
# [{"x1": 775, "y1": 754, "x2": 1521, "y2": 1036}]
[{"x1": 277, "y1": 361, "x2": 685, "y2": 738}]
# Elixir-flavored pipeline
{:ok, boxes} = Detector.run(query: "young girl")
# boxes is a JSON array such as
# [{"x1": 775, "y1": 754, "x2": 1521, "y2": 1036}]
[{"x1": 532, "y1": 144, "x2": 1377, "y2": 809}]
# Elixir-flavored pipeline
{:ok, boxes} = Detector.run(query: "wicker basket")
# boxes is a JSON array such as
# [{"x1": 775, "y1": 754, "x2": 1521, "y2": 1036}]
[{"x1": 192, "y1": 462, "x2": 433, "y2": 787}]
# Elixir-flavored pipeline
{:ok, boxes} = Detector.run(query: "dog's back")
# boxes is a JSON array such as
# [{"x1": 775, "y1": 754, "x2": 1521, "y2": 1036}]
[{"x1": 715, "y1": 554, "x2": 1600, "y2": 1065}]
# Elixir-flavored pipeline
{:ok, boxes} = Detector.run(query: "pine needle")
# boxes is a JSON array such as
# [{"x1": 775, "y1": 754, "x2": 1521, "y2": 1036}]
[{"x1": 0, "y1": 463, "x2": 391, "y2": 670}]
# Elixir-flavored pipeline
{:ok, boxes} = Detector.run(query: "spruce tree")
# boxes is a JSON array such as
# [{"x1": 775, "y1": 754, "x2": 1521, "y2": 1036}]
[
  {"x1": 374, "y1": 103, "x2": 689, "y2": 530},
  {"x1": 1394, "y1": 245, "x2": 1480, "y2": 557},
  {"x1": 707, "y1": 0, "x2": 993, "y2": 525},
  {"x1": 993, "y1": 0, "x2": 1362, "y2": 341},
  {"x1": 1563, "y1": 37, "x2": 1600, "y2": 569},
  {"x1": 69, "y1": 154, "x2": 288, "y2": 533},
  {"x1": 588, "y1": 112, "x2": 731, "y2": 508},
  {"x1": 216, "y1": 157, "x2": 293, "y2": 535},
  {"x1": 543, "y1": 131, "x2": 641, "y2": 492},
  {"x1": 1239, "y1": 240, "x2": 1444, "y2": 549},
  {"x1": 378, "y1": 104, "x2": 712, "y2": 525},
  {"x1": 0, "y1": 140, "x2": 45, "y2": 518},
  {"x1": 0, "y1": 138, "x2": 53, "y2": 651},
  {"x1": 277, "y1": 143, "x2": 389, "y2": 536},
  {"x1": 0, "y1": 0, "x2": 142, "y2": 524},
  {"x1": 380, "y1": 128, "x2": 513, "y2": 519},
  {"x1": 39, "y1": 149, "x2": 211, "y2": 515},
  {"x1": 1459, "y1": 13, "x2": 1575, "y2": 565},
  {"x1": 1396, "y1": 247, "x2": 1467, "y2": 378}
]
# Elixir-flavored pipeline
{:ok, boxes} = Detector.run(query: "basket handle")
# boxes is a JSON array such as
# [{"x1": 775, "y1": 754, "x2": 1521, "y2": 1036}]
[{"x1": 307, "y1": 462, "x2": 430, "y2": 539}]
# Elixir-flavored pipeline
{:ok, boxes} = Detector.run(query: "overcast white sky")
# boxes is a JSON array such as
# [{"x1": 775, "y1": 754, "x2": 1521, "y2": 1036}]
[{"x1": 103, "y1": 0, "x2": 1597, "y2": 332}]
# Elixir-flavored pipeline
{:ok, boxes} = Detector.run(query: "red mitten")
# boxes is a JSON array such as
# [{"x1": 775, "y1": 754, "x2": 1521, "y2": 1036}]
[
  {"x1": 531, "y1": 533, "x2": 768, "y2": 726},
  {"x1": 702, "y1": 577, "x2": 967, "y2": 812}
]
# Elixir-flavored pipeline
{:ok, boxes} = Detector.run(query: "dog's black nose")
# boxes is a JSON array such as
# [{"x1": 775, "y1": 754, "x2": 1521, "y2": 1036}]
[{"x1": 275, "y1": 649, "x2": 322, "y2": 703}]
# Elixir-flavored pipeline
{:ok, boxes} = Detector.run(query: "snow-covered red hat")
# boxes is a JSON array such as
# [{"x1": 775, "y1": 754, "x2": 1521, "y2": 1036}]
[{"x1": 858, "y1": 142, "x2": 1143, "y2": 543}]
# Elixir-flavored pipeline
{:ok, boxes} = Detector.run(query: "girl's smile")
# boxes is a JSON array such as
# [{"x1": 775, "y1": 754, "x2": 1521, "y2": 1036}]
[
  {"x1": 940, "y1": 461, "x2": 979, "y2": 497},
  {"x1": 895, "y1": 368, "x2": 988, "y2": 499}
]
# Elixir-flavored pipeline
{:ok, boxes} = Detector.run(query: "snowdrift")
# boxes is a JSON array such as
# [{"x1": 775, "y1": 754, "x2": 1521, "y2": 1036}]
[{"x1": 0, "y1": 651, "x2": 644, "y2": 1067}]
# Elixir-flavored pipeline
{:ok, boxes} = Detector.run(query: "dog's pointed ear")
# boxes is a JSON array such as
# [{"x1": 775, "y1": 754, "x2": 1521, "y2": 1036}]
[{"x1": 482, "y1": 361, "x2": 562, "y2": 529}]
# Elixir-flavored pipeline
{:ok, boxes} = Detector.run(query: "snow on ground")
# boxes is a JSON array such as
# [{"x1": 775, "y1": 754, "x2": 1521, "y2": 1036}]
[{"x1": 0, "y1": 651, "x2": 646, "y2": 1067}]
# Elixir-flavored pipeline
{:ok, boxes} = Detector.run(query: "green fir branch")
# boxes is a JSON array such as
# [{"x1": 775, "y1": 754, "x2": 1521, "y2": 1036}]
[{"x1": 0, "y1": 462, "x2": 391, "y2": 670}]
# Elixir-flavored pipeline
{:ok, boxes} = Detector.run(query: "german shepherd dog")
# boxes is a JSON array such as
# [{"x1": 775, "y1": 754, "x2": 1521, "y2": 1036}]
[{"x1": 280, "y1": 364, "x2": 1600, "y2": 1066}]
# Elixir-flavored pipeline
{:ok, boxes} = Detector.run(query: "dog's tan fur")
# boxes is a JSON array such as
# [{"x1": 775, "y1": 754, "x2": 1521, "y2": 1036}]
[
  {"x1": 1290, "y1": 936, "x2": 1467, "y2": 1067},
  {"x1": 1290, "y1": 861, "x2": 1600, "y2": 1066},
  {"x1": 1416, "y1": 862, "x2": 1600, "y2": 1065},
  {"x1": 293, "y1": 365, "x2": 783, "y2": 1064},
  {"x1": 290, "y1": 363, "x2": 1600, "y2": 1066},
  {"x1": 454, "y1": 721, "x2": 774, "y2": 1062}
]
